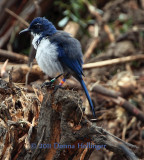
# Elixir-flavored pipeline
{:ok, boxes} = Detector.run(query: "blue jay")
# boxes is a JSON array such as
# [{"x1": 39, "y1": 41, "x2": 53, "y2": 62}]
[{"x1": 19, "y1": 17, "x2": 96, "y2": 117}]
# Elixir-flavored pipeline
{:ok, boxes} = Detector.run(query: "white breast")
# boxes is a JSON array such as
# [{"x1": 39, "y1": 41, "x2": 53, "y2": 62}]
[{"x1": 32, "y1": 34, "x2": 64, "y2": 77}]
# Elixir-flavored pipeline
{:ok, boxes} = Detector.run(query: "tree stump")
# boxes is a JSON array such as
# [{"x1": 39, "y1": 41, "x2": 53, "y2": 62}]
[
  {"x1": 0, "y1": 79, "x2": 138, "y2": 160},
  {"x1": 17, "y1": 88, "x2": 138, "y2": 160}
]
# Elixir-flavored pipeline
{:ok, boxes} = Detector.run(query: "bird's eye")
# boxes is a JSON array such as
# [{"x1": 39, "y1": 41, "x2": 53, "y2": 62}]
[{"x1": 33, "y1": 23, "x2": 42, "y2": 29}]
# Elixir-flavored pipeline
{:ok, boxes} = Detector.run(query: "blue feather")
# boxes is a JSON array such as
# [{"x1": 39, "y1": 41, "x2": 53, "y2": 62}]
[
  {"x1": 80, "y1": 79, "x2": 96, "y2": 117},
  {"x1": 58, "y1": 45, "x2": 83, "y2": 77},
  {"x1": 57, "y1": 43, "x2": 96, "y2": 117}
]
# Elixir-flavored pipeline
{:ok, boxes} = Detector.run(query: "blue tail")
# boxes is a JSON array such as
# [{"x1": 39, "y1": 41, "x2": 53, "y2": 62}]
[{"x1": 80, "y1": 79, "x2": 96, "y2": 117}]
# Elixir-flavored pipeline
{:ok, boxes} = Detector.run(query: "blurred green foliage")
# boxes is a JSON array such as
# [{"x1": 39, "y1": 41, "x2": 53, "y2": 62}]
[
  {"x1": 120, "y1": 19, "x2": 133, "y2": 33},
  {"x1": 55, "y1": 0, "x2": 95, "y2": 28}
]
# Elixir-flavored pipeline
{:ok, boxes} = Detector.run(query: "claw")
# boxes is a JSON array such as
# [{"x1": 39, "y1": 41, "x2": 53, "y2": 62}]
[
  {"x1": 53, "y1": 85, "x2": 64, "y2": 94},
  {"x1": 41, "y1": 74, "x2": 64, "y2": 90},
  {"x1": 41, "y1": 81, "x2": 53, "y2": 88}
]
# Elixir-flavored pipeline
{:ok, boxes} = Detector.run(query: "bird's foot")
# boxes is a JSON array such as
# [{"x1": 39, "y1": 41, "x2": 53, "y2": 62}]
[
  {"x1": 41, "y1": 74, "x2": 63, "y2": 89},
  {"x1": 53, "y1": 85, "x2": 64, "y2": 94},
  {"x1": 41, "y1": 81, "x2": 53, "y2": 88}
]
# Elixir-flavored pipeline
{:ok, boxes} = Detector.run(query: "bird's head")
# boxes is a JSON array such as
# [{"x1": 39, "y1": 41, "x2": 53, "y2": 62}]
[{"x1": 19, "y1": 17, "x2": 57, "y2": 36}]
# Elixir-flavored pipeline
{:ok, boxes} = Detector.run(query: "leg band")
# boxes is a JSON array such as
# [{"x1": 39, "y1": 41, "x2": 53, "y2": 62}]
[
  {"x1": 59, "y1": 78, "x2": 66, "y2": 86},
  {"x1": 50, "y1": 74, "x2": 63, "y2": 83}
]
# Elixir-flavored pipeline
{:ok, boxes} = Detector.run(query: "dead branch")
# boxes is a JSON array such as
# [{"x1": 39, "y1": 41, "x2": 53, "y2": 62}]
[
  {"x1": 83, "y1": 0, "x2": 115, "y2": 42},
  {"x1": 5, "y1": 8, "x2": 29, "y2": 27},
  {"x1": 0, "y1": 63, "x2": 43, "y2": 84},
  {"x1": 83, "y1": 37, "x2": 99, "y2": 63},
  {"x1": 0, "y1": 59, "x2": 9, "y2": 78},
  {"x1": 3, "y1": 53, "x2": 144, "y2": 73},
  {"x1": 0, "y1": 63, "x2": 29, "y2": 70},
  {"x1": 92, "y1": 84, "x2": 144, "y2": 123},
  {"x1": 0, "y1": 49, "x2": 29, "y2": 64},
  {"x1": 83, "y1": 54, "x2": 144, "y2": 69},
  {"x1": 0, "y1": 0, "x2": 54, "y2": 48},
  {"x1": 91, "y1": 84, "x2": 122, "y2": 98}
]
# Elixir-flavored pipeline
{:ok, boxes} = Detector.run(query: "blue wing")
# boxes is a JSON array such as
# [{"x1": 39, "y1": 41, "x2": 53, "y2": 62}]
[
  {"x1": 49, "y1": 31, "x2": 96, "y2": 117},
  {"x1": 49, "y1": 31, "x2": 84, "y2": 78},
  {"x1": 57, "y1": 44, "x2": 83, "y2": 78}
]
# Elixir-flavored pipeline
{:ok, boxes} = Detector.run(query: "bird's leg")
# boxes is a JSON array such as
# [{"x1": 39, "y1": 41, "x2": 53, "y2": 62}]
[
  {"x1": 53, "y1": 78, "x2": 66, "y2": 93},
  {"x1": 41, "y1": 73, "x2": 63, "y2": 88},
  {"x1": 53, "y1": 73, "x2": 69, "y2": 93},
  {"x1": 59, "y1": 78, "x2": 66, "y2": 86}
]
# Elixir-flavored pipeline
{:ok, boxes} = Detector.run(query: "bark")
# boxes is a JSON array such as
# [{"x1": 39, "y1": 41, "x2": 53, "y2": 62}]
[
  {"x1": 0, "y1": 78, "x2": 139, "y2": 160},
  {"x1": 15, "y1": 88, "x2": 138, "y2": 160}
]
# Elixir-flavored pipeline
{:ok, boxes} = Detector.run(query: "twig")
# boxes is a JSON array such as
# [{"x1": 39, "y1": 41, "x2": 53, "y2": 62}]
[
  {"x1": 25, "y1": 117, "x2": 36, "y2": 151},
  {"x1": 115, "y1": 97, "x2": 144, "y2": 123},
  {"x1": 83, "y1": 0, "x2": 102, "y2": 21},
  {"x1": 83, "y1": 22, "x2": 99, "y2": 62},
  {"x1": 5, "y1": 8, "x2": 29, "y2": 27},
  {"x1": 103, "y1": 24, "x2": 115, "y2": 42},
  {"x1": 126, "y1": 131, "x2": 139, "y2": 143},
  {"x1": 92, "y1": 84, "x2": 144, "y2": 123},
  {"x1": 91, "y1": 84, "x2": 122, "y2": 98},
  {"x1": 8, "y1": 67, "x2": 13, "y2": 88},
  {"x1": 0, "y1": 49, "x2": 29, "y2": 63},
  {"x1": 33, "y1": 0, "x2": 41, "y2": 18},
  {"x1": 0, "y1": 59, "x2": 9, "y2": 78},
  {"x1": 83, "y1": 0, "x2": 115, "y2": 42},
  {"x1": 83, "y1": 37, "x2": 99, "y2": 62},
  {"x1": 25, "y1": 62, "x2": 33, "y2": 86},
  {"x1": 0, "y1": 27, "x2": 14, "y2": 48},
  {"x1": 83, "y1": 54, "x2": 144, "y2": 69}
]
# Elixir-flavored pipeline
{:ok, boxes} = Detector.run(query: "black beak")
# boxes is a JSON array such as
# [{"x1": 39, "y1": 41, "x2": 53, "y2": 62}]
[{"x1": 19, "y1": 28, "x2": 30, "y2": 34}]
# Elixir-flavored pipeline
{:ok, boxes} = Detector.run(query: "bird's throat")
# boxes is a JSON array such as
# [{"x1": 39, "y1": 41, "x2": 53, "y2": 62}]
[{"x1": 32, "y1": 34, "x2": 41, "y2": 49}]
